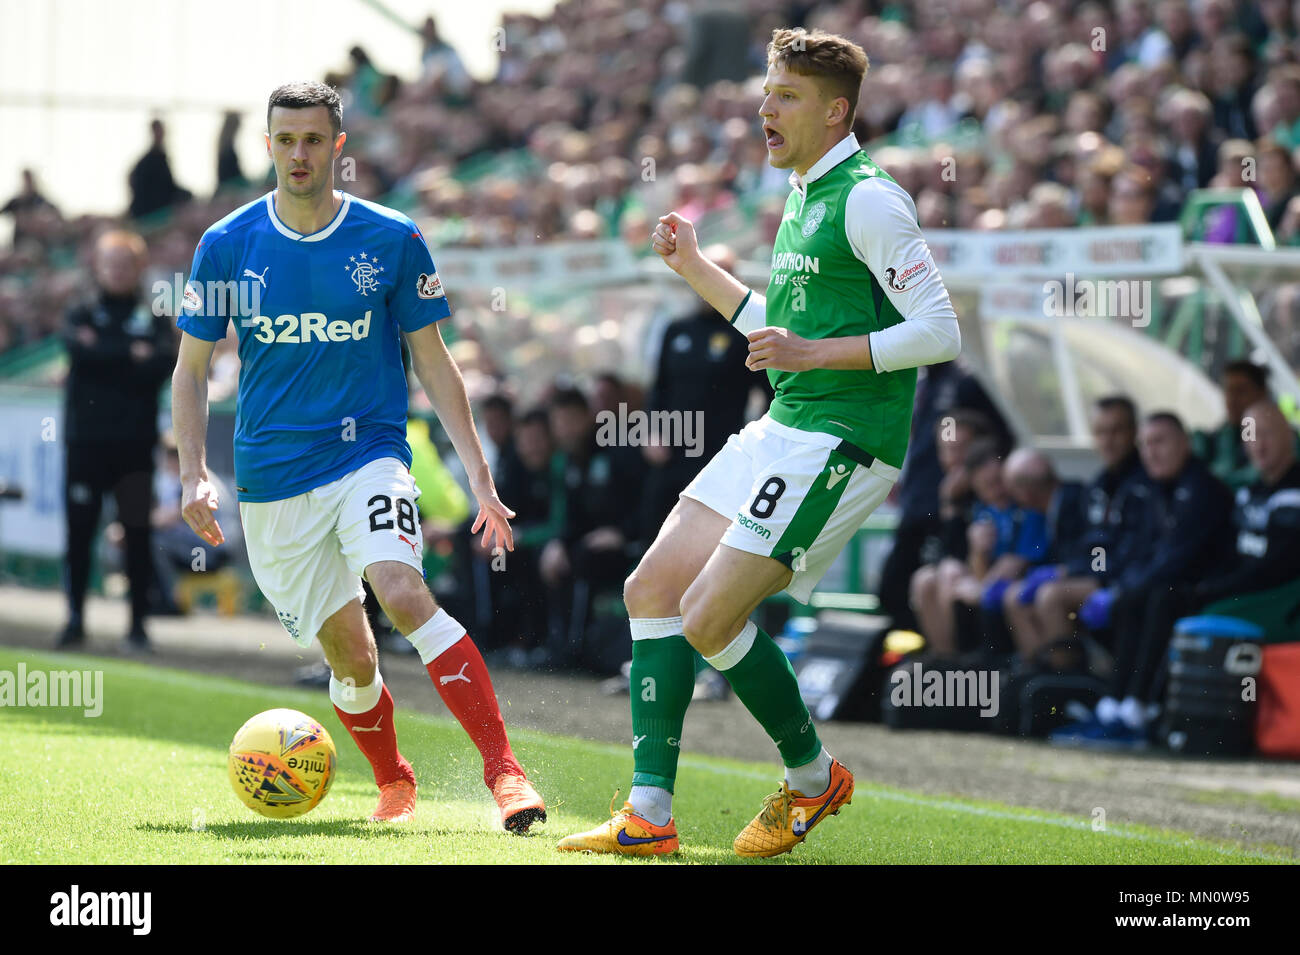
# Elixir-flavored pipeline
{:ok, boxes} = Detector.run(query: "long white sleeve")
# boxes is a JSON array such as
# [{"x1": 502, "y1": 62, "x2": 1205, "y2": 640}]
[{"x1": 844, "y1": 176, "x2": 960, "y2": 373}]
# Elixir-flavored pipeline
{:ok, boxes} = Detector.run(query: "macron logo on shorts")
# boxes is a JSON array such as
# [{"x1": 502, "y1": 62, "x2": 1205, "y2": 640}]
[{"x1": 826, "y1": 463, "x2": 850, "y2": 490}]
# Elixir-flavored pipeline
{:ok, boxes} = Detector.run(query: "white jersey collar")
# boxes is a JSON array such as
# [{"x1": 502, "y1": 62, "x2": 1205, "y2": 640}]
[
  {"x1": 265, "y1": 191, "x2": 351, "y2": 242},
  {"x1": 788, "y1": 133, "x2": 861, "y2": 194}
]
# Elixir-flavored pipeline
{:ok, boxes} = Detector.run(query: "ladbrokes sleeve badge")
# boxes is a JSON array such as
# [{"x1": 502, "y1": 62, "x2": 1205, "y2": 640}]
[{"x1": 417, "y1": 272, "x2": 445, "y2": 299}]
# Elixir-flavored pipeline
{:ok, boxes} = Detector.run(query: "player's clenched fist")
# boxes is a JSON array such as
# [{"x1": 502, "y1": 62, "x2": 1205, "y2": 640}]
[
  {"x1": 651, "y1": 212, "x2": 699, "y2": 273},
  {"x1": 182, "y1": 478, "x2": 225, "y2": 546}
]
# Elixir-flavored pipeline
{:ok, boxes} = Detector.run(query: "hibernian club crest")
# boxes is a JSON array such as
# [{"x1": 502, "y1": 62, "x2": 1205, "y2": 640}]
[
  {"x1": 802, "y1": 201, "x2": 828, "y2": 237},
  {"x1": 344, "y1": 252, "x2": 384, "y2": 296}
]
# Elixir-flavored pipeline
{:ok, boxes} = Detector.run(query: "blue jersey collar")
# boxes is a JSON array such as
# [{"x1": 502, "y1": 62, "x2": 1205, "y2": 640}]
[{"x1": 265, "y1": 191, "x2": 351, "y2": 242}]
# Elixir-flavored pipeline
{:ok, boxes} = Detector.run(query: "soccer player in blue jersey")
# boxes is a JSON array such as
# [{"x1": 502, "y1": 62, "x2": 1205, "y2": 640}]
[{"x1": 171, "y1": 82, "x2": 545, "y2": 830}]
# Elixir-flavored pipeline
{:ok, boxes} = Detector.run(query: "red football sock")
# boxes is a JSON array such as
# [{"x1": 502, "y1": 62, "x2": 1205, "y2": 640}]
[
  {"x1": 426, "y1": 634, "x2": 525, "y2": 789},
  {"x1": 333, "y1": 684, "x2": 415, "y2": 788}
]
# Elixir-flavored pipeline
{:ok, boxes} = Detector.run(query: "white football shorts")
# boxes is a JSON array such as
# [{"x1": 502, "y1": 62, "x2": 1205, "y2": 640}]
[
  {"x1": 681, "y1": 415, "x2": 899, "y2": 603},
  {"x1": 239, "y1": 456, "x2": 425, "y2": 647}
]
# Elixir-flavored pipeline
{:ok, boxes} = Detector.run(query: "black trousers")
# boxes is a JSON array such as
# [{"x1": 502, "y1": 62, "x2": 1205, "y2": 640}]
[
  {"x1": 878, "y1": 519, "x2": 938, "y2": 632},
  {"x1": 64, "y1": 440, "x2": 155, "y2": 629},
  {"x1": 1108, "y1": 585, "x2": 1199, "y2": 703}
]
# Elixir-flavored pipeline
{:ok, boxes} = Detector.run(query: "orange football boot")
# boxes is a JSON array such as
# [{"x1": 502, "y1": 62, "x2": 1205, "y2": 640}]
[
  {"x1": 556, "y1": 794, "x2": 679, "y2": 856},
  {"x1": 369, "y1": 778, "x2": 417, "y2": 822},
  {"x1": 493, "y1": 774, "x2": 547, "y2": 833},
  {"x1": 734, "y1": 758, "x2": 854, "y2": 857}
]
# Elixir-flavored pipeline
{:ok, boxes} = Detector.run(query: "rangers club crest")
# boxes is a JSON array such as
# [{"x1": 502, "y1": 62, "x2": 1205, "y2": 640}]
[
  {"x1": 277, "y1": 610, "x2": 301, "y2": 642},
  {"x1": 344, "y1": 252, "x2": 384, "y2": 296}
]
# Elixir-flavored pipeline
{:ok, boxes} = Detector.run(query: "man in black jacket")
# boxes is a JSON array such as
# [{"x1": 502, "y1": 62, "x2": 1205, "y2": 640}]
[
  {"x1": 1194, "y1": 400, "x2": 1300, "y2": 636},
  {"x1": 128, "y1": 120, "x2": 192, "y2": 221},
  {"x1": 1052, "y1": 412, "x2": 1234, "y2": 744},
  {"x1": 539, "y1": 386, "x2": 645, "y2": 667},
  {"x1": 60, "y1": 230, "x2": 177, "y2": 650}
]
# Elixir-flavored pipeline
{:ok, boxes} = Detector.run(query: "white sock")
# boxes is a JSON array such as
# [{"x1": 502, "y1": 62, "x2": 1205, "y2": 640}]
[
  {"x1": 704, "y1": 620, "x2": 757, "y2": 671},
  {"x1": 1094, "y1": 695, "x2": 1120, "y2": 725},
  {"x1": 785, "y1": 746, "x2": 832, "y2": 797},
  {"x1": 628, "y1": 785, "x2": 673, "y2": 826},
  {"x1": 329, "y1": 668, "x2": 384, "y2": 714},
  {"x1": 1118, "y1": 696, "x2": 1145, "y2": 729},
  {"x1": 629, "y1": 616, "x2": 684, "y2": 640},
  {"x1": 405, "y1": 608, "x2": 466, "y2": 664}
]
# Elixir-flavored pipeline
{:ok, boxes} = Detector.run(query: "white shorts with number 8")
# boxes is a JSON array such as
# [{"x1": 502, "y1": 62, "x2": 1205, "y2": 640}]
[
  {"x1": 681, "y1": 415, "x2": 899, "y2": 603},
  {"x1": 239, "y1": 456, "x2": 424, "y2": 647}
]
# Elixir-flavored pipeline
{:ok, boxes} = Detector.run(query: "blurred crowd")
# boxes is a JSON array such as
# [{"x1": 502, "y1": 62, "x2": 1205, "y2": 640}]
[
  {"x1": 6, "y1": 0, "x2": 1300, "y2": 359},
  {"x1": 11, "y1": 2, "x2": 1300, "y2": 693}
]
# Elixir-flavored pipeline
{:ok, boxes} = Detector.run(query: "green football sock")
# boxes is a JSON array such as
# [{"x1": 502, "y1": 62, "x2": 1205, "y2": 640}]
[
  {"x1": 692, "y1": 649, "x2": 709, "y2": 676},
  {"x1": 629, "y1": 633, "x2": 696, "y2": 792},
  {"x1": 709, "y1": 622, "x2": 822, "y2": 768}
]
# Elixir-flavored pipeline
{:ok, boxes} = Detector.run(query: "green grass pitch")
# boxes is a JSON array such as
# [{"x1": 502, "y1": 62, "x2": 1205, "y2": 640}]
[{"x1": 0, "y1": 647, "x2": 1291, "y2": 865}]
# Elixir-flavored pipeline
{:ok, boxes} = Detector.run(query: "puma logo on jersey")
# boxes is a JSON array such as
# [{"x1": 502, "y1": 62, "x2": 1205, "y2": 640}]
[
  {"x1": 242, "y1": 266, "x2": 269, "y2": 288},
  {"x1": 439, "y1": 662, "x2": 471, "y2": 686},
  {"x1": 354, "y1": 717, "x2": 383, "y2": 733},
  {"x1": 826, "y1": 463, "x2": 850, "y2": 490}
]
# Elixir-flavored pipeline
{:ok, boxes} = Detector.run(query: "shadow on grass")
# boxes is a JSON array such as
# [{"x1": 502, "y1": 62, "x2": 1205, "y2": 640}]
[{"x1": 136, "y1": 819, "x2": 447, "y2": 840}]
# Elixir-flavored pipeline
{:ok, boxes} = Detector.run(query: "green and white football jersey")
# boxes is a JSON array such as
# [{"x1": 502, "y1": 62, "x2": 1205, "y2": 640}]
[{"x1": 729, "y1": 134, "x2": 959, "y2": 469}]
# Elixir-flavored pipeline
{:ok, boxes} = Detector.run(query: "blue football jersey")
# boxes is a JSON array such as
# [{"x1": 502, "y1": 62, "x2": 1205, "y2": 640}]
[{"x1": 178, "y1": 192, "x2": 451, "y2": 502}]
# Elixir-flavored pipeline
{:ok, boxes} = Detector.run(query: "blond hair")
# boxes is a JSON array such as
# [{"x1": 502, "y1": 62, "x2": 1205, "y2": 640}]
[{"x1": 766, "y1": 28, "x2": 869, "y2": 126}]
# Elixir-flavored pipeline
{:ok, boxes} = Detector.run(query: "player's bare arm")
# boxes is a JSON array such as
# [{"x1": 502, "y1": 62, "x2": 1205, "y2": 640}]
[
  {"x1": 404, "y1": 321, "x2": 515, "y2": 552},
  {"x1": 652, "y1": 212, "x2": 752, "y2": 318},
  {"x1": 171, "y1": 329, "x2": 224, "y2": 546}
]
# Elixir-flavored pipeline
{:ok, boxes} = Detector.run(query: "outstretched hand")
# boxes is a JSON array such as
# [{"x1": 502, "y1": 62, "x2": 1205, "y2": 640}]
[
  {"x1": 181, "y1": 478, "x2": 224, "y2": 547},
  {"x1": 470, "y1": 483, "x2": 516, "y2": 553}
]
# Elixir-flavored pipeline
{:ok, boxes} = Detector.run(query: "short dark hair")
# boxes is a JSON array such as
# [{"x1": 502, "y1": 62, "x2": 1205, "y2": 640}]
[
  {"x1": 1145, "y1": 411, "x2": 1186, "y2": 434},
  {"x1": 1223, "y1": 358, "x2": 1269, "y2": 392},
  {"x1": 767, "y1": 28, "x2": 869, "y2": 127},
  {"x1": 941, "y1": 407, "x2": 995, "y2": 441},
  {"x1": 482, "y1": 393, "x2": 513, "y2": 416},
  {"x1": 965, "y1": 438, "x2": 1004, "y2": 473},
  {"x1": 519, "y1": 408, "x2": 551, "y2": 431},
  {"x1": 550, "y1": 386, "x2": 589, "y2": 413},
  {"x1": 267, "y1": 82, "x2": 342, "y2": 136},
  {"x1": 1094, "y1": 394, "x2": 1137, "y2": 430}
]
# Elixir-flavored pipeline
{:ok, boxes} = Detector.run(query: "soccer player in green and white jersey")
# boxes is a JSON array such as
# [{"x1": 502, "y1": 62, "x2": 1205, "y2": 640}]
[{"x1": 557, "y1": 27, "x2": 961, "y2": 858}]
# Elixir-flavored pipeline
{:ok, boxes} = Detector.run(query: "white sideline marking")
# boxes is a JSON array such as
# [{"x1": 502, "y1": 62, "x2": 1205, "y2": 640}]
[{"x1": 672, "y1": 757, "x2": 1292, "y2": 863}]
